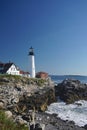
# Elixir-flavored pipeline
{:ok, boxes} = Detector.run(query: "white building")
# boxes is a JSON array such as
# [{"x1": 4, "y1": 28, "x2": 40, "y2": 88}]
[{"x1": 0, "y1": 62, "x2": 30, "y2": 77}]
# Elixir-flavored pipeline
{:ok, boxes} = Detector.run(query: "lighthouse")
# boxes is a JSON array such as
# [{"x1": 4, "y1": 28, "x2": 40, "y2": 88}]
[{"x1": 29, "y1": 47, "x2": 35, "y2": 78}]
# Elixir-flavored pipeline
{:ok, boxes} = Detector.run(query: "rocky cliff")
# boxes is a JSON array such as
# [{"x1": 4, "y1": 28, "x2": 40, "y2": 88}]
[
  {"x1": 0, "y1": 75, "x2": 56, "y2": 127},
  {"x1": 55, "y1": 79, "x2": 87, "y2": 104},
  {"x1": 0, "y1": 75, "x2": 55, "y2": 111}
]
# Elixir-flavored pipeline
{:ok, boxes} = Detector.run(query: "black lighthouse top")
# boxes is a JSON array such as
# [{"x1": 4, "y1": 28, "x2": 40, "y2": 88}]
[{"x1": 29, "y1": 47, "x2": 34, "y2": 55}]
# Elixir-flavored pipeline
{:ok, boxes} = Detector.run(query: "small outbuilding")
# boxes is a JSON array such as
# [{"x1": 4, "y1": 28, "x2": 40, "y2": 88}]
[{"x1": 36, "y1": 72, "x2": 48, "y2": 79}]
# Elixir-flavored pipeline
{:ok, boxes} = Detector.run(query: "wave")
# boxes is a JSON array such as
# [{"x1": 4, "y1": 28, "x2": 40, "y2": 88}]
[{"x1": 46, "y1": 100, "x2": 87, "y2": 127}]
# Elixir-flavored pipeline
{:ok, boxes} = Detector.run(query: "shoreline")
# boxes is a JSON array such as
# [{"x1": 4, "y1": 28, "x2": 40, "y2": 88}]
[
  {"x1": 35, "y1": 112, "x2": 86, "y2": 130},
  {"x1": 0, "y1": 75, "x2": 87, "y2": 130}
]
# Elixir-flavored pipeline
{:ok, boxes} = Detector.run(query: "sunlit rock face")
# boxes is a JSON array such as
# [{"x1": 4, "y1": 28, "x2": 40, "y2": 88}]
[
  {"x1": 17, "y1": 87, "x2": 56, "y2": 112},
  {"x1": 0, "y1": 75, "x2": 56, "y2": 113}
]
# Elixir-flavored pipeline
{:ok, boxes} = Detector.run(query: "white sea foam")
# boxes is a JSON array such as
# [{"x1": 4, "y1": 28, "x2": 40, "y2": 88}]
[{"x1": 46, "y1": 100, "x2": 87, "y2": 127}]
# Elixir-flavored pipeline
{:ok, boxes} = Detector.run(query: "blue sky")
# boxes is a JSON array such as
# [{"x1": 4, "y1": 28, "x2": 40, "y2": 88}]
[{"x1": 0, "y1": 0, "x2": 87, "y2": 75}]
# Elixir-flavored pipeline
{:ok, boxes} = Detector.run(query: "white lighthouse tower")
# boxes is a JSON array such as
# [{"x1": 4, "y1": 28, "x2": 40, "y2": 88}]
[{"x1": 29, "y1": 47, "x2": 35, "y2": 78}]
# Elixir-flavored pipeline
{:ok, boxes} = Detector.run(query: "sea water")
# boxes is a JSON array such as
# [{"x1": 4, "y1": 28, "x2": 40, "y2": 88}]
[
  {"x1": 46, "y1": 75, "x2": 87, "y2": 127},
  {"x1": 46, "y1": 100, "x2": 87, "y2": 127},
  {"x1": 50, "y1": 75, "x2": 87, "y2": 84}
]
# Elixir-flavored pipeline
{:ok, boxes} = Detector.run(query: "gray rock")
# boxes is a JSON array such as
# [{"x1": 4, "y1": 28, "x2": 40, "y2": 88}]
[
  {"x1": 83, "y1": 124, "x2": 87, "y2": 129},
  {"x1": 5, "y1": 110, "x2": 12, "y2": 118},
  {"x1": 15, "y1": 115, "x2": 27, "y2": 125},
  {"x1": 11, "y1": 97, "x2": 19, "y2": 104},
  {"x1": 55, "y1": 79, "x2": 87, "y2": 103},
  {"x1": 0, "y1": 101, "x2": 4, "y2": 109}
]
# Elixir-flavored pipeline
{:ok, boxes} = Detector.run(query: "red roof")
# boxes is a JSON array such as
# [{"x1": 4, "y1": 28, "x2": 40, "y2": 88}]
[{"x1": 20, "y1": 70, "x2": 30, "y2": 75}]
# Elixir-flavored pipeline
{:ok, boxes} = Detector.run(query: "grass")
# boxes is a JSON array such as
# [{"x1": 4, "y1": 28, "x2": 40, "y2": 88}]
[
  {"x1": 0, "y1": 74, "x2": 47, "y2": 87},
  {"x1": 29, "y1": 78, "x2": 46, "y2": 86},
  {"x1": 0, "y1": 110, "x2": 28, "y2": 130}
]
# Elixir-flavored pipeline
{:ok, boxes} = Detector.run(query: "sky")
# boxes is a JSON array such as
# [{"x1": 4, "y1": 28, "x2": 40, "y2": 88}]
[{"x1": 0, "y1": 0, "x2": 87, "y2": 75}]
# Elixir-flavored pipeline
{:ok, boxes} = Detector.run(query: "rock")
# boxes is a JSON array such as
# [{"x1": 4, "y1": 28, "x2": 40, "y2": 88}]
[
  {"x1": 15, "y1": 85, "x2": 21, "y2": 91},
  {"x1": 15, "y1": 115, "x2": 27, "y2": 125},
  {"x1": 22, "y1": 114, "x2": 30, "y2": 122},
  {"x1": 35, "y1": 123, "x2": 42, "y2": 129},
  {"x1": 74, "y1": 102, "x2": 82, "y2": 106},
  {"x1": 17, "y1": 87, "x2": 56, "y2": 112},
  {"x1": 11, "y1": 97, "x2": 19, "y2": 104},
  {"x1": 0, "y1": 77, "x2": 9, "y2": 83},
  {"x1": 55, "y1": 79, "x2": 87, "y2": 104},
  {"x1": 5, "y1": 110, "x2": 12, "y2": 118},
  {"x1": 35, "y1": 112, "x2": 85, "y2": 130},
  {"x1": 0, "y1": 101, "x2": 4, "y2": 109},
  {"x1": 46, "y1": 124, "x2": 57, "y2": 130},
  {"x1": 84, "y1": 124, "x2": 87, "y2": 129}
]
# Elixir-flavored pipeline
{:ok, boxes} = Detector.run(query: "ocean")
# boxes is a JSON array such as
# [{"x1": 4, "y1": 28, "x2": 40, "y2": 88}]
[
  {"x1": 50, "y1": 75, "x2": 87, "y2": 84},
  {"x1": 46, "y1": 75, "x2": 87, "y2": 127}
]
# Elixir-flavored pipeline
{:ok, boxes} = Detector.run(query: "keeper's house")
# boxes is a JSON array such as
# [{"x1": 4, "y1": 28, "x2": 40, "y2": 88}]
[{"x1": 0, "y1": 62, "x2": 30, "y2": 77}]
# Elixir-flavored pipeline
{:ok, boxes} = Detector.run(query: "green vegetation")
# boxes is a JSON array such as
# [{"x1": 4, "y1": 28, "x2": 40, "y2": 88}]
[
  {"x1": 36, "y1": 78, "x2": 46, "y2": 86},
  {"x1": 0, "y1": 74, "x2": 19, "y2": 78},
  {"x1": 0, "y1": 74, "x2": 21, "y2": 81},
  {"x1": 0, "y1": 74, "x2": 47, "y2": 87},
  {"x1": 0, "y1": 110, "x2": 28, "y2": 130},
  {"x1": 29, "y1": 78, "x2": 46, "y2": 86}
]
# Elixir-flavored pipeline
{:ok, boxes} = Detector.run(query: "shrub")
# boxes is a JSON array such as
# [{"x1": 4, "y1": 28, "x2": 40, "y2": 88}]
[{"x1": 0, "y1": 110, "x2": 28, "y2": 130}]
